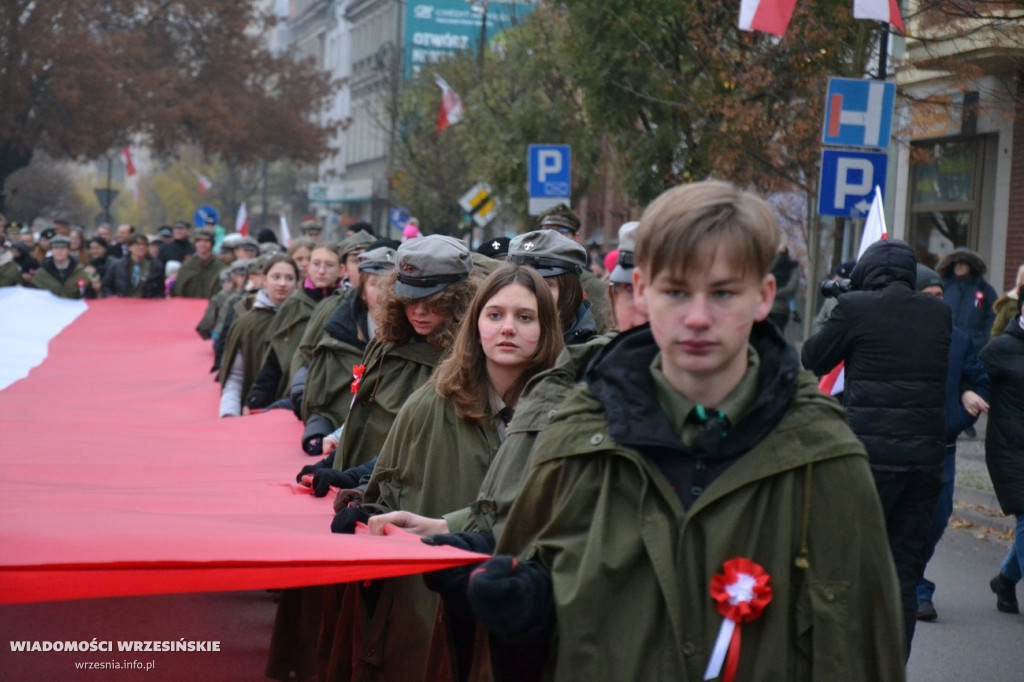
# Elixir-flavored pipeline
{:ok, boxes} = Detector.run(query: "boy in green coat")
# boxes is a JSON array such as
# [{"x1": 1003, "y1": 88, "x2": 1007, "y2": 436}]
[{"x1": 466, "y1": 180, "x2": 906, "y2": 681}]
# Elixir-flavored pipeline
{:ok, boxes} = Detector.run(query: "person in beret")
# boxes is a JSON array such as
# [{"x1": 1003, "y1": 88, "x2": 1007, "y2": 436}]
[{"x1": 476, "y1": 236, "x2": 510, "y2": 260}]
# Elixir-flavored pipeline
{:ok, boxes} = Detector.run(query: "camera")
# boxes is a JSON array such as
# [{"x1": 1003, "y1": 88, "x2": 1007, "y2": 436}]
[{"x1": 821, "y1": 278, "x2": 853, "y2": 299}]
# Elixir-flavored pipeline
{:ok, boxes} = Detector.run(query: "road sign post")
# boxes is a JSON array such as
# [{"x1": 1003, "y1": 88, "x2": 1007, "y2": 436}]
[{"x1": 459, "y1": 183, "x2": 498, "y2": 227}]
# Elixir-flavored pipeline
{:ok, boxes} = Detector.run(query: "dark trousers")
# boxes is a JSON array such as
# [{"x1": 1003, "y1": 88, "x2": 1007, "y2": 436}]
[{"x1": 872, "y1": 468, "x2": 943, "y2": 657}]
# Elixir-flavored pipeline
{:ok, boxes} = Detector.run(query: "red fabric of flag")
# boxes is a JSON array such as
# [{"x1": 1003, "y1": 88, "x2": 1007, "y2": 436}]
[
  {"x1": 738, "y1": 0, "x2": 799, "y2": 36},
  {"x1": 122, "y1": 147, "x2": 136, "y2": 176},
  {"x1": 0, "y1": 298, "x2": 486, "y2": 605}
]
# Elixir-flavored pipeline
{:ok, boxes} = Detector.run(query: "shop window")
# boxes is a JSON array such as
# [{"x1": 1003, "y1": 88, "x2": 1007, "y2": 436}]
[{"x1": 907, "y1": 137, "x2": 984, "y2": 269}]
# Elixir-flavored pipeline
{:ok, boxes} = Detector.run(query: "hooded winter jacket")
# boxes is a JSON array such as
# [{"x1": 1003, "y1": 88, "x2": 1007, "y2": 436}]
[
  {"x1": 802, "y1": 239, "x2": 950, "y2": 472},
  {"x1": 979, "y1": 317, "x2": 1024, "y2": 515},
  {"x1": 31, "y1": 257, "x2": 91, "y2": 299},
  {"x1": 937, "y1": 249, "x2": 997, "y2": 350},
  {"x1": 218, "y1": 290, "x2": 279, "y2": 410},
  {"x1": 494, "y1": 322, "x2": 906, "y2": 681}
]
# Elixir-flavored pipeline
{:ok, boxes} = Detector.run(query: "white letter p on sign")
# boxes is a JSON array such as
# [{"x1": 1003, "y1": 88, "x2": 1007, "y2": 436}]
[{"x1": 538, "y1": 150, "x2": 562, "y2": 182}]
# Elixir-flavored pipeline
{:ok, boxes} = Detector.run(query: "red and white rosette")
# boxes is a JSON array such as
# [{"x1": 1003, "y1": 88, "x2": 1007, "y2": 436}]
[
  {"x1": 974, "y1": 290, "x2": 985, "y2": 309},
  {"x1": 350, "y1": 364, "x2": 366, "y2": 395},
  {"x1": 703, "y1": 557, "x2": 773, "y2": 682}
]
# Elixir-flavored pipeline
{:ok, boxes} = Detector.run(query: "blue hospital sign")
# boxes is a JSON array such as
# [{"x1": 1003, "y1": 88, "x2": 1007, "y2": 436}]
[
  {"x1": 818, "y1": 149, "x2": 888, "y2": 218},
  {"x1": 822, "y1": 78, "x2": 896, "y2": 149}
]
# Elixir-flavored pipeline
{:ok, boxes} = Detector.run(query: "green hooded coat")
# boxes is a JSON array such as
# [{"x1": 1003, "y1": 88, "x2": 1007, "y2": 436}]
[
  {"x1": 331, "y1": 338, "x2": 441, "y2": 472},
  {"x1": 0, "y1": 260, "x2": 20, "y2": 287},
  {"x1": 302, "y1": 289, "x2": 370, "y2": 426},
  {"x1": 494, "y1": 372, "x2": 906, "y2": 681},
  {"x1": 218, "y1": 299, "x2": 277, "y2": 406},
  {"x1": 31, "y1": 259, "x2": 90, "y2": 299},
  {"x1": 334, "y1": 382, "x2": 502, "y2": 682},
  {"x1": 172, "y1": 255, "x2": 223, "y2": 299}
]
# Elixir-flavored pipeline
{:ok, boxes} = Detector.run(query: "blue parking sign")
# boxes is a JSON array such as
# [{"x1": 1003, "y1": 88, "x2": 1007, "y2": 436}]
[
  {"x1": 528, "y1": 145, "x2": 571, "y2": 215},
  {"x1": 818, "y1": 149, "x2": 888, "y2": 218}
]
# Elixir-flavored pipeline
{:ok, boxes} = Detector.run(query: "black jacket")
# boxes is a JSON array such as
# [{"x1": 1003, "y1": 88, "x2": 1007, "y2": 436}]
[
  {"x1": 802, "y1": 239, "x2": 950, "y2": 472},
  {"x1": 979, "y1": 318, "x2": 1024, "y2": 515},
  {"x1": 102, "y1": 255, "x2": 164, "y2": 298}
]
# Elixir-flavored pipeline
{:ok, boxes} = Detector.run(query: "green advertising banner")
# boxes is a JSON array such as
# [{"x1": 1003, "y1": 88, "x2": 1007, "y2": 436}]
[{"x1": 405, "y1": 1, "x2": 534, "y2": 80}]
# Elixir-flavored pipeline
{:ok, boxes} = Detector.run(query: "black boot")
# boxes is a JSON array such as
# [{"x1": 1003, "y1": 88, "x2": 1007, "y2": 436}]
[{"x1": 989, "y1": 573, "x2": 1019, "y2": 614}]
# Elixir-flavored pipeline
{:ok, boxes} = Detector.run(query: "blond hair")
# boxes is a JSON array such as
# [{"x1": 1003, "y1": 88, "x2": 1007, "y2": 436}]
[{"x1": 635, "y1": 180, "x2": 779, "y2": 282}]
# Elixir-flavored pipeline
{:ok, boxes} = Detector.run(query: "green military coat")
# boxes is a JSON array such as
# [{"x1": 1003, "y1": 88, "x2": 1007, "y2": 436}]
[
  {"x1": 459, "y1": 335, "x2": 612, "y2": 538},
  {"x1": 290, "y1": 287, "x2": 351, "y2": 381},
  {"x1": 218, "y1": 303, "x2": 277, "y2": 405},
  {"x1": 31, "y1": 260, "x2": 90, "y2": 299},
  {"x1": 172, "y1": 255, "x2": 223, "y2": 299},
  {"x1": 495, "y1": 373, "x2": 906, "y2": 681},
  {"x1": 0, "y1": 260, "x2": 20, "y2": 287},
  {"x1": 260, "y1": 290, "x2": 318, "y2": 401},
  {"x1": 341, "y1": 383, "x2": 501, "y2": 682},
  {"x1": 579, "y1": 269, "x2": 611, "y2": 333},
  {"x1": 331, "y1": 338, "x2": 441, "y2": 472}
]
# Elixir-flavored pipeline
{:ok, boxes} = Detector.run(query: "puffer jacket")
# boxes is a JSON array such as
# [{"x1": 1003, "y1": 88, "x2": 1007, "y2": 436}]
[
  {"x1": 979, "y1": 317, "x2": 1024, "y2": 515},
  {"x1": 802, "y1": 239, "x2": 950, "y2": 472}
]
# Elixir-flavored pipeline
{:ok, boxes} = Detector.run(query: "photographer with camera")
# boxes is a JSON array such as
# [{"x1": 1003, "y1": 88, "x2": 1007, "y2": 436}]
[{"x1": 802, "y1": 238, "x2": 950, "y2": 655}]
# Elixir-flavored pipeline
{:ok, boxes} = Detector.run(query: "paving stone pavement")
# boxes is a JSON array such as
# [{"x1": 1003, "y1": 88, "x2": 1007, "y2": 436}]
[{"x1": 951, "y1": 412, "x2": 1014, "y2": 543}]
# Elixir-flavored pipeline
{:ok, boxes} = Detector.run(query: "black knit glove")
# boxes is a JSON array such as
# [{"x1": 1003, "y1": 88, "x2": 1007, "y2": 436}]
[
  {"x1": 296, "y1": 453, "x2": 334, "y2": 484},
  {"x1": 302, "y1": 435, "x2": 324, "y2": 456},
  {"x1": 311, "y1": 467, "x2": 361, "y2": 498},
  {"x1": 467, "y1": 556, "x2": 554, "y2": 643},
  {"x1": 421, "y1": 532, "x2": 496, "y2": 596},
  {"x1": 331, "y1": 505, "x2": 373, "y2": 534}
]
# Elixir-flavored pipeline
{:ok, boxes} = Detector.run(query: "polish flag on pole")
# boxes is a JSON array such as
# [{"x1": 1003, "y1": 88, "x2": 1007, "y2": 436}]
[
  {"x1": 279, "y1": 214, "x2": 291, "y2": 248},
  {"x1": 738, "y1": 0, "x2": 799, "y2": 36},
  {"x1": 197, "y1": 174, "x2": 213, "y2": 196},
  {"x1": 122, "y1": 147, "x2": 136, "y2": 177},
  {"x1": 818, "y1": 186, "x2": 889, "y2": 396},
  {"x1": 235, "y1": 202, "x2": 249, "y2": 237},
  {"x1": 435, "y1": 75, "x2": 465, "y2": 132},
  {"x1": 853, "y1": 0, "x2": 904, "y2": 34}
]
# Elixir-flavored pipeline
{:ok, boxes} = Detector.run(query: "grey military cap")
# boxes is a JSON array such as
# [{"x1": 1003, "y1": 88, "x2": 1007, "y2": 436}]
[
  {"x1": 609, "y1": 221, "x2": 640, "y2": 284},
  {"x1": 508, "y1": 230, "x2": 586, "y2": 278},
  {"x1": 339, "y1": 230, "x2": 377, "y2": 259},
  {"x1": 357, "y1": 246, "x2": 396, "y2": 274},
  {"x1": 393, "y1": 234, "x2": 472, "y2": 300},
  {"x1": 49, "y1": 235, "x2": 72, "y2": 248}
]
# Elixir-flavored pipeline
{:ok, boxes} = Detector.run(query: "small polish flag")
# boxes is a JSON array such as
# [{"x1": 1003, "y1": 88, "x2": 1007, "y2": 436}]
[
  {"x1": 435, "y1": 75, "x2": 465, "y2": 132},
  {"x1": 235, "y1": 203, "x2": 249, "y2": 237},
  {"x1": 738, "y1": 0, "x2": 799, "y2": 36},
  {"x1": 197, "y1": 174, "x2": 213, "y2": 195},
  {"x1": 853, "y1": 0, "x2": 904, "y2": 34}
]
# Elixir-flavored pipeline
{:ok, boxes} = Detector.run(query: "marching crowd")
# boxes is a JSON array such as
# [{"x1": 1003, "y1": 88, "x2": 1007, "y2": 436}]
[{"x1": 3, "y1": 182, "x2": 1023, "y2": 681}]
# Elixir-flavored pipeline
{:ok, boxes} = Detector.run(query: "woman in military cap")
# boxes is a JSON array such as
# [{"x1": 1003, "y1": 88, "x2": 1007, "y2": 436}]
[
  {"x1": 322, "y1": 264, "x2": 564, "y2": 682},
  {"x1": 508, "y1": 229, "x2": 597, "y2": 345},
  {"x1": 217, "y1": 254, "x2": 299, "y2": 417}
]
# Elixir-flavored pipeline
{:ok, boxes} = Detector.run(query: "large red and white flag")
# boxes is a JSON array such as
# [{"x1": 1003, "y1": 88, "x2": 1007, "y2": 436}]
[
  {"x1": 738, "y1": 0, "x2": 799, "y2": 36},
  {"x1": 853, "y1": 0, "x2": 904, "y2": 34},
  {"x1": 818, "y1": 185, "x2": 888, "y2": 396},
  {"x1": 435, "y1": 75, "x2": 465, "y2": 132},
  {"x1": 235, "y1": 202, "x2": 249, "y2": 237},
  {"x1": 0, "y1": 292, "x2": 486, "y2": 605}
]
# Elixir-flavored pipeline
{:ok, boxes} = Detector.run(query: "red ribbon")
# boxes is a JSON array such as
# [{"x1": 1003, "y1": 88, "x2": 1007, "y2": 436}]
[
  {"x1": 706, "y1": 558, "x2": 772, "y2": 682},
  {"x1": 350, "y1": 364, "x2": 366, "y2": 395}
]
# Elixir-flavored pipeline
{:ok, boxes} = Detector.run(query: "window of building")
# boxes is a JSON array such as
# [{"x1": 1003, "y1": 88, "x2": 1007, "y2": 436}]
[{"x1": 907, "y1": 136, "x2": 985, "y2": 269}]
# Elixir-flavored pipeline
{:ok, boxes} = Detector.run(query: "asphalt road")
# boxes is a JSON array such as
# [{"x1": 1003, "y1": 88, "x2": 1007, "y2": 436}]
[{"x1": 908, "y1": 526, "x2": 1023, "y2": 681}]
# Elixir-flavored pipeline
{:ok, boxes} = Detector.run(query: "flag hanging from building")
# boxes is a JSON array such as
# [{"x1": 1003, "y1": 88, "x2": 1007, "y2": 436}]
[
  {"x1": 435, "y1": 75, "x2": 465, "y2": 132},
  {"x1": 235, "y1": 202, "x2": 249, "y2": 237},
  {"x1": 853, "y1": 0, "x2": 904, "y2": 34},
  {"x1": 738, "y1": 0, "x2": 798, "y2": 36},
  {"x1": 819, "y1": 186, "x2": 888, "y2": 396}
]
